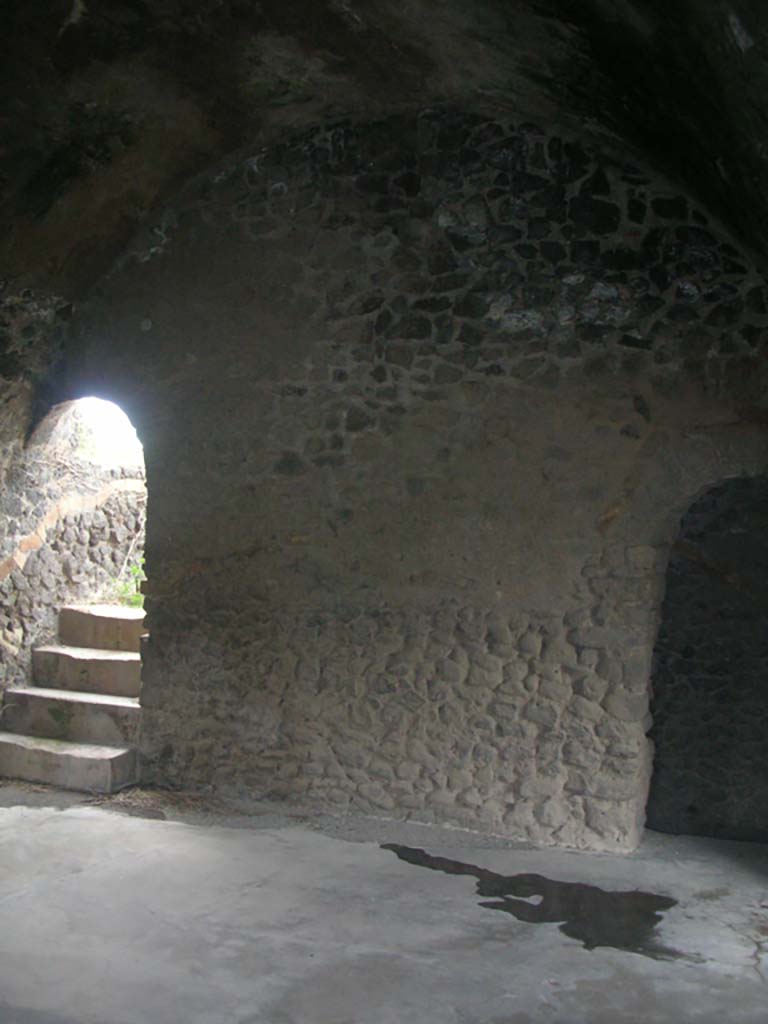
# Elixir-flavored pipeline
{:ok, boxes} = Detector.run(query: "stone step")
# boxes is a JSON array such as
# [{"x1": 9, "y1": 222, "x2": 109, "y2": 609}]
[
  {"x1": 59, "y1": 604, "x2": 146, "y2": 653},
  {"x1": 2, "y1": 687, "x2": 140, "y2": 746},
  {"x1": 32, "y1": 645, "x2": 141, "y2": 698},
  {"x1": 0, "y1": 732, "x2": 136, "y2": 793}
]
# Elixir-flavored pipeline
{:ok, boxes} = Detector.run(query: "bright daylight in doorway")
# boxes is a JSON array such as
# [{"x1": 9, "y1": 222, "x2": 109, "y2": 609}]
[{"x1": 72, "y1": 397, "x2": 144, "y2": 469}]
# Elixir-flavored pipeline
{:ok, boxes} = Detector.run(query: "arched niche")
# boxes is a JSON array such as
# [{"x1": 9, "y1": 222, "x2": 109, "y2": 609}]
[{"x1": 646, "y1": 475, "x2": 768, "y2": 843}]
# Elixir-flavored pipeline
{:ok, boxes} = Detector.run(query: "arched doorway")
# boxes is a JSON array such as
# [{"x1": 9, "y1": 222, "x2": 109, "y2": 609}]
[
  {"x1": 18, "y1": 395, "x2": 146, "y2": 620},
  {"x1": 646, "y1": 476, "x2": 768, "y2": 842},
  {"x1": 0, "y1": 393, "x2": 146, "y2": 745}
]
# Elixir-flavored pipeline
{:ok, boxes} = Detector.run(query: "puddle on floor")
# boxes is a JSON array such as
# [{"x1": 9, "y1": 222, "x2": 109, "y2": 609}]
[{"x1": 381, "y1": 843, "x2": 688, "y2": 961}]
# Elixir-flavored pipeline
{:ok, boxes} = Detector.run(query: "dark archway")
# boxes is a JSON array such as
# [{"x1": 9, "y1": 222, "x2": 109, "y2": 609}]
[{"x1": 646, "y1": 476, "x2": 768, "y2": 842}]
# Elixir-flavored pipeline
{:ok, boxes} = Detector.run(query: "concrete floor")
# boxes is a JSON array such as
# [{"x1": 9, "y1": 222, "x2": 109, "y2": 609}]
[{"x1": 0, "y1": 787, "x2": 766, "y2": 1023}]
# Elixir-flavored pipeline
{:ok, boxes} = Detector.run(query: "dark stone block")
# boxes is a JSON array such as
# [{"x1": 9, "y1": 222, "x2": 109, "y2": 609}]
[
  {"x1": 601, "y1": 248, "x2": 647, "y2": 271},
  {"x1": 547, "y1": 138, "x2": 562, "y2": 162},
  {"x1": 578, "y1": 324, "x2": 612, "y2": 342},
  {"x1": 510, "y1": 171, "x2": 548, "y2": 193},
  {"x1": 553, "y1": 141, "x2": 591, "y2": 183},
  {"x1": 427, "y1": 245, "x2": 458, "y2": 275},
  {"x1": 674, "y1": 226, "x2": 718, "y2": 248},
  {"x1": 569, "y1": 195, "x2": 620, "y2": 236},
  {"x1": 746, "y1": 286, "x2": 767, "y2": 314},
  {"x1": 488, "y1": 225, "x2": 523, "y2": 245},
  {"x1": 373, "y1": 197, "x2": 406, "y2": 215},
  {"x1": 531, "y1": 185, "x2": 566, "y2": 208},
  {"x1": 722, "y1": 258, "x2": 749, "y2": 275},
  {"x1": 628, "y1": 198, "x2": 647, "y2": 224},
  {"x1": 570, "y1": 240, "x2": 601, "y2": 264},
  {"x1": 540, "y1": 241, "x2": 566, "y2": 264},
  {"x1": 453, "y1": 293, "x2": 490, "y2": 318},
  {"x1": 351, "y1": 292, "x2": 385, "y2": 315},
  {"x1": 649, "y1": 265, "x2": 671, "y2": 292},
  {"x1": 458, "y1": 147, "x2": 483, "y2": 171},
  {"x1": 459, "y1": 323, "x2": 484, "y2": 346},
  {"x1": 666, "y1": 305, "x2": 699, "y2": 323},
  {"x1": 385, "y1": 344, "x2": 415, "y2": 368},
  {"x1": 356, "y1": 174, "x2": 389, "y2": 195},
  {"x1": 393, "y1": 247, "x2": 421, "y2": 272},
  {"x1": 514, "y1": 243, "x2": 537, "y2": 260},
  {"x1": 642, "y1": 227, "x2": 665, "y2": 252},
  {"x1": 433, "y1": 273, "x2": 472, "y2": 292},
  {"x1": 496, "y1": 196, "x2": 527, "y2": 222},
  {"x1": 434, "y1": 315, "x2": 455, "y2": 345},
  {"x1": 394, "y1": 172, "x2": 421, "y2": 196},
  {"x1": 705, "y1": 301, "x2": 744, "y2": 328},
  {"x1": 580, "y1": 167, "x2": 611, "y2": 197},
  {"x1": 619, "y1": 334, "x2": 652, "y2": 350},
  {"x1": 346, "y1": 407, "x2": 375, "y2": 431},
  {"x1": 434, "y1": 363, "x2": 463, "y2": 384},
  {"x1": 375, "y1": 310, "x2": 394, "y2": 335},
  {"x1": 446, "y1": 230, "x2": 474, "y2": 252},
  {"x1": 400, "y1": 315, "x2": 432, "y2": 339},
  {"x1": 438, "y1": 125, "x2": 470, "y2": 151},
  {"x1": 392, "y1": 274, "x2": 431, "y2": 296},
  {"x1": 274, "y1": 453, "x2": 307, "y2": 475},
  {"x1": 702, "y1": 283, "x2": 739, "y2": 303},
  {"x1": 652, "y1": 196, "x2": 688, "y2": 219},
  {"x1": 413, "y1": 296, "x2": 452, "y2": 313},
  {"x1": 527, "y1": 218, "x2": 551, "y2": 240},
  {"x1": 509, "y1": 355, "x2": 547, "y2": 379},
  {"x1": 524, "y1": 285, "x2": 555, "y2": 306},
  {"x1": 739, "y1": 325, "x2": 764, "y2": 347}
]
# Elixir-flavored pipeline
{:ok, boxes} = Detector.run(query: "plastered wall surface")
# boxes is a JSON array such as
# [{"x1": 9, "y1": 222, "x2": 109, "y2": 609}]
[{"x1": 63, "y1": 110, "x2": 768, "y2": 850}]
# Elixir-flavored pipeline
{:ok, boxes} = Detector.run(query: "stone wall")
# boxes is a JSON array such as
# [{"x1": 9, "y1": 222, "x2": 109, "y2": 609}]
[
  {"x1": 647, "y1": 476, "x2": 768, "y2": 843},
  {"x1": 0, "y1": 486, "x2": 146, "y2": 689},
  {"x1": 64, "y1": 108, "x2": 768, "y2": 850},
  {"x1": 0, "y1": 402, "x2": 146, "y2": 689}
]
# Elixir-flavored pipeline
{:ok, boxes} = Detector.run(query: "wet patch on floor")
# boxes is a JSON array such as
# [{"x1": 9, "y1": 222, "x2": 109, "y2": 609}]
[{"x1": 382, "y1": 843, "x2": 689, "y2": 961}]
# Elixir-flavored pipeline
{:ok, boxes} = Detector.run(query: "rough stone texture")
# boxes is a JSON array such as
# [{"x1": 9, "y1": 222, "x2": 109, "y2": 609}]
[
  {"x1": 0, "y1": 488, "x2": 146, "y2": 689},
  {"x1": 647, "y1": 476, "x2": 768, "y2": 843},
  {"x1": 0, "y1": 287, "x2": 70, "y2": 472},
  {"x1": 3, "y1": 5, "x2": 768, "y2": 857},
  {"x1": 54, "y1": 110, "x2": 768, "y2": 852},
  {"x1": 4, "y1": 1, "x2": 768, "y2": 304}
]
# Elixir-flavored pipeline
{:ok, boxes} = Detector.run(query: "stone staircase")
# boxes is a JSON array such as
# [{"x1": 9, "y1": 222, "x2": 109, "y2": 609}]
[{"x1": 0, "y1": 605, "x2": 145, "y2": 793}]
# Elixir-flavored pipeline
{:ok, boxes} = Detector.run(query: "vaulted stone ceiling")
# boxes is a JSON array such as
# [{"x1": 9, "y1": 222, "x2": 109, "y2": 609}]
[
  {"x1": 2, "y1": 0, "x2": 768, "y2": 851},
  {"x1": 3, "y1": 0, "x2": 768, "y2": 302}
]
